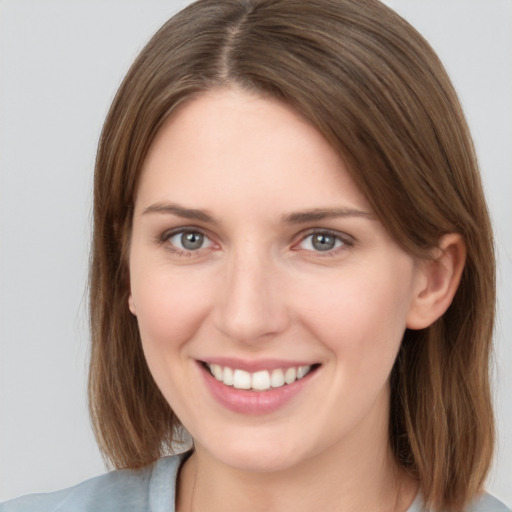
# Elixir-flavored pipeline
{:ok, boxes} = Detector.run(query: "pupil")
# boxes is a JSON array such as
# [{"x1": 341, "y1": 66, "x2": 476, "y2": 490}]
[
  {"x1": 181, "y1": 232, "x2": 203, "y2": 250},
  {"x1": 312, "y1": 234, "x2": 335, "y2": 251}
]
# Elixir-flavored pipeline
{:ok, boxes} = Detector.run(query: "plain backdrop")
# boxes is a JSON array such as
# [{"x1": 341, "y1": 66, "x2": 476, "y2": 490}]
[{"x1": 0, "y1": 0, "x2": 511, "y2": 504}]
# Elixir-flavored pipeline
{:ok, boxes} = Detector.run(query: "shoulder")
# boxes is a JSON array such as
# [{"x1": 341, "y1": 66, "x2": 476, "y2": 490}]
[
  {"x1": 407, "y1": 493, "x2": 512, "y2": 512},
  {"x1": 0, "y1": 453, "x2": 187, "y2": 512},
  {"x1": 407, "y1": 492, "x2": 510, "y2": 512},
  {"x1": 467, "y1": 493, "x2": 510, "y2": 512}
]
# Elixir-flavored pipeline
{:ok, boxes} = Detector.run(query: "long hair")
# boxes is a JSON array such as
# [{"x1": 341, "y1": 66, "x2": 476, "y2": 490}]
[{"x1": 88, "y1": 1, "x2": 495, "y2": 510}]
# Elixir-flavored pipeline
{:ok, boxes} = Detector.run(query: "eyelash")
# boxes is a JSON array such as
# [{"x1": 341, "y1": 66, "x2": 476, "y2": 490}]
[
  {"x1": 293, "y1": 229, "x2": 354, "y2": 257},
  {"x1": 158, "y1": 227, "x2": 215, "y2": 257},
  {"x1": 158, "y1": 227, "x2": 354, "y2": 257}
]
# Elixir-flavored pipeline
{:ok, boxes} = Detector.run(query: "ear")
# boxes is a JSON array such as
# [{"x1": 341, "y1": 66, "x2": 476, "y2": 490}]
[
  {"x1": 128, "y1": 294, "x2": 137, "y2": 316},
  {"x1": 406, "y1": 233, "x2": 466, "y2": 330}
]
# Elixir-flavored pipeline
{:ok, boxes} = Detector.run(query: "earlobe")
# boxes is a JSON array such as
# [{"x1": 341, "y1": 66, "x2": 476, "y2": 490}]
[
  {"x1": 128, "y1": 294, "x2": 137, "y2": 316},
  {"x1": 406, "y1": 233, "x2": 466, "y2": 330}
]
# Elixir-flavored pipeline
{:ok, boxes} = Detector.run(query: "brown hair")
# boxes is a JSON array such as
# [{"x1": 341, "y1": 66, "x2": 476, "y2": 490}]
[{"x1": 88, "y1": 1, "x2": 495, "y2": 510}]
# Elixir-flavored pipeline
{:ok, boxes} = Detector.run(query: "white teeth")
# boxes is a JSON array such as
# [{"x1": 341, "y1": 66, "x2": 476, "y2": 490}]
[
  {"x1": 252, "y1": 370, "x2": 271, "y2": 391},
  {"x1": 223, "y1": 366, "x2": 233, "y2": 386},
  {"x1": 297, "y1": 365, "x2": 309, "y2": 379},
  {"x1": 284, "y1": 367, "x2": 297, "y2": 384},
  {"x1": 233, "y1": 369, "x2": 252, "y2": 389},
  {"x1": 270, "y1": 368, "x2": 285, "y2": 388},
  {"x1": 206, "y1": 363, "x2": 313, "y2": 391},
  {"x1": 212, "y1": 364, "x2": 223, "y2": 381}
]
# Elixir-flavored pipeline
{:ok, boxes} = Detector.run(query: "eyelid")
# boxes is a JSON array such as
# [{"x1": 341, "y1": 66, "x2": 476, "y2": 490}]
[
  {"x1": 156, "y1": 226, "x2": 354, "y2": 257},
  {"x1": 292, "y1": 228, "x2": 354, "y2": 254},
  {"x1": 158, "y1": 226, "x2": 217, "y2": 254}
]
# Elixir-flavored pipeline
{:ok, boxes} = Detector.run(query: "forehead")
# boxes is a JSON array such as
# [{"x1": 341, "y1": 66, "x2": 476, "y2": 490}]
[{"x1": 135, "y1": 87, "x2": 371, "y2": 218}]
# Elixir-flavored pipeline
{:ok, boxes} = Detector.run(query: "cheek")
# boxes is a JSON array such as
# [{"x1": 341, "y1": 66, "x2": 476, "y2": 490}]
[
  {"x1": 130, "y1": 268, "x2": 213, "y2": 356},
  {"x1": 293, "y1": 261, "x2": 415, "y2": 366},
  {"x1": 130, "y1": 269, "x2": 216, "y2": 414}
]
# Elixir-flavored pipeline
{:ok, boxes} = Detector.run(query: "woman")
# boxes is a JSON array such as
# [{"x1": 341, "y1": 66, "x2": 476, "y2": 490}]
[{"x1": 2, "y1": 0, "x2": 509, "y2": 511}]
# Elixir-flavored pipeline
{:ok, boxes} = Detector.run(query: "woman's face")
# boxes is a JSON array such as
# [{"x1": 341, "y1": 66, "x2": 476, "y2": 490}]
[{"x1": 129, "y1": 88, "x2": 425, "y2": 472}]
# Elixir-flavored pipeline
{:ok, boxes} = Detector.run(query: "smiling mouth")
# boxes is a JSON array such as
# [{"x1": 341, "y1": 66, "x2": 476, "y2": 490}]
[{"x1": 202, "y1": 362, "x2": 320, "y2": 392}]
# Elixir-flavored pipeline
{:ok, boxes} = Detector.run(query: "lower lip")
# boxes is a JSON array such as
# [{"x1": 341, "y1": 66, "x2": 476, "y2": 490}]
[{"x1": 199, "y1": 363, "x2": 317, "y2": 415}]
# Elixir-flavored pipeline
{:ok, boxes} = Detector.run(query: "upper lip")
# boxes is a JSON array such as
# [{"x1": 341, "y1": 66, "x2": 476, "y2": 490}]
[{"x1": 198, "y1": 357, "x2": 319, "y2": 372}]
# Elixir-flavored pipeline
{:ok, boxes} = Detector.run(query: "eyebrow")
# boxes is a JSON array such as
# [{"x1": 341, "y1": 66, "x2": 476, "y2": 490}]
[
  {"x1": 281, "y1": 207, "x2": 375, "y2": 224},
  {"x1": 142, "y1": 202, "x2": 215, "y2": 223},
  {"x1": 142, "y1": 202, "x2": 375, "y2": 224}
]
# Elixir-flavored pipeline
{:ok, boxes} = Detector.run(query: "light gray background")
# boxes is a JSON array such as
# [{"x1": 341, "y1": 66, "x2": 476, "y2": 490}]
[{"x1": 1, "y1": 0, "x2": 511, "y2": 504}]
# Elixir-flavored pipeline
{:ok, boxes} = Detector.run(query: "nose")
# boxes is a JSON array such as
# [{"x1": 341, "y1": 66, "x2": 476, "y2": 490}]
[{"x1": 213, "y1": 249, "x2": 290, "y2": 344}]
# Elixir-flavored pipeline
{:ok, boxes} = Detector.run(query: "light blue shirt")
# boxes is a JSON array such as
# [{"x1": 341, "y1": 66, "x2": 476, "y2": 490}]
[{"x1": 1, "y1": 452, "x2": 509, "y2": 511}]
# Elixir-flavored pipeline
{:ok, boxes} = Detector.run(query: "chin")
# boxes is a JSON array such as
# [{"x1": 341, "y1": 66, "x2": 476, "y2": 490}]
[{"x1": 198, "y1": 433, "x2": 304, "y2": 474}]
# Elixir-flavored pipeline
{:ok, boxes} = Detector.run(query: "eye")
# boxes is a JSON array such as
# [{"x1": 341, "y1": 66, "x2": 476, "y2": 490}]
[
  {"x1": 297, "y1": 231, "x2": 349, "y2": 253},
  {"x1": 166, "y1": 229, "x2": 214, "y2": 252}
]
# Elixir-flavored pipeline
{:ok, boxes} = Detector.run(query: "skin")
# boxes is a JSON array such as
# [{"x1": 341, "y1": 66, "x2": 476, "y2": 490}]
[{"x1": 128, "y1": 87, "x2": 465, "y2": 511}]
